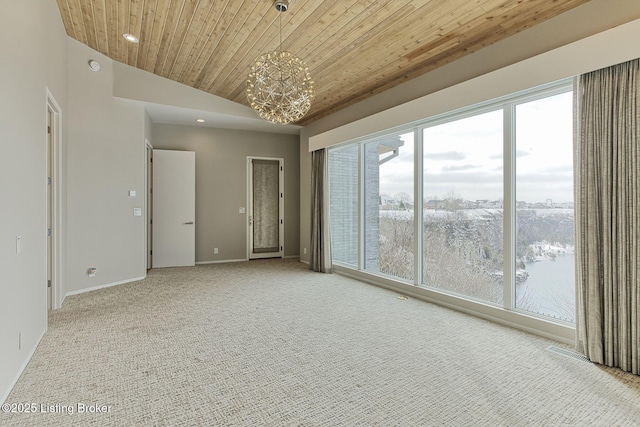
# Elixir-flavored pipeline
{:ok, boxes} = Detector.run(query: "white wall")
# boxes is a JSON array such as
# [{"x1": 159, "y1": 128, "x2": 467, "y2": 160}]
[
  {"x1": 299, "y1": 0, "x2": 640, "y2": 263},
  {"x1": 0, "y1": 0, "x2": 68, "y2": 403},
  {"x1": 65, "y1": 38, "x2": 147, "y2": 294}
]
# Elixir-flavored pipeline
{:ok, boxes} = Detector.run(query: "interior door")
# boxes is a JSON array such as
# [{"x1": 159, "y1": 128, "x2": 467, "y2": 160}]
[
  {"x1": 46, "y1": 108, "x2": 53, "y2": 310},
  {"x1": 146, "y1": 143, "x2": 153, "y2": 270},
  {"x1": 248, "y1": 157, "x2": 284, "y2": 259},
  {"x1": 152, "y1": 149, "x2": 196, "y2": 268}
]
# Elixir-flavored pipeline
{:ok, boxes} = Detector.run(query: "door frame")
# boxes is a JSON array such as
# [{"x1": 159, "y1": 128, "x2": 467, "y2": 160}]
[
  {"x1": 46, "y1": 88, "x2": 62, "y2": 311},
  {"x1": 246, "y1": 156, "x2": 284, "y2": 260},
  {"x1": 145, "y1": 140, "x2": 153, "y2": 270}
]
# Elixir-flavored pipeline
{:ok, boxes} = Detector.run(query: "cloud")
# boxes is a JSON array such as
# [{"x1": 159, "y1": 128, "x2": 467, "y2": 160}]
[
  {"x1": 442, "y1": 164, "x2": 479, "y2": 172},
  {"x1": 425, "y1": 151, "x2": 466, "y2": 161},
  {"x1": 489, "y1": 150, "x2": 530, "y2": 160},
  {"x1": 537, "y1": 165, "x2": 573, "y2": 174},
  {"x1": 424, "y1": 172, "x2": 502, "y2": 184}
]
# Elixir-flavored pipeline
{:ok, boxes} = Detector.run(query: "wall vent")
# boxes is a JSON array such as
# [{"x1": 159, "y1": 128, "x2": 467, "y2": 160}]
[{"x1": 546, "y1": 345, "x2": 591, "y2": 363}]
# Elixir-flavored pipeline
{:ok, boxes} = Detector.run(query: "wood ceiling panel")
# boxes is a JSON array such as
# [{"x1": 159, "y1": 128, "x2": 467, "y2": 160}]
[
  {"x1": 64, "y1": 0, "x2": 89, "y2": 45},
  {"x1": 90, "y1": 0, "x2": 109, "y2": 54},
  {"x1": 158, "y1": 0, "x2": 199, "y2": 77},
  {"x1": 126, "y1": 0, "x2": 143, "y2": 66},
  {"x1": 115, "y1": 0, "x2": 131, "y2": 64},
  {"x1": 175, "y1": 0, "x2": 225, "y2": 84},
  {"x1": 56, "y1": 0, "x2": 77, "y2": 40},
  {"x1": 135, "y1": 0, "x2": 158, "y2": 70},
  {"x1": 217, "y1": 0, "x2": 347, "y2": 99},
  {"x1": 165, "y1": 0, "x2": 218, "y2": 81},
  {"x1": 55, "y1": 0, "x2": 592, "y2": 125},
  {"x1": 194, "y1": 0, "x2": 265, "y2": 90},
  {"x1": 105, "y1": 0, "x2": 120, "y2": 61},
  {"x1": 152, "y1": 0, "x2": 183, "y2": 75},
  {"x1": 199, "y1": 0, "x2": 332, "y2": 93}
]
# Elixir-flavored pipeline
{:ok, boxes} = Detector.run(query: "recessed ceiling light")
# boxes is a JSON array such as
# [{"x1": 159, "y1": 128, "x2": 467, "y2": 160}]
[
  {"x1": 195, "y1": 119, "x2": 205, "y2": 123},
  {"x1": 123, "y1": 33, "x2": 139, "y2": 43}
]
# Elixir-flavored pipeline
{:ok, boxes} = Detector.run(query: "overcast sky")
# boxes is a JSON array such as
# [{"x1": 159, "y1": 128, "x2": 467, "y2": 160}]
[{"x1": 378, "y1": 91, "x2": 574, "y2": 204}]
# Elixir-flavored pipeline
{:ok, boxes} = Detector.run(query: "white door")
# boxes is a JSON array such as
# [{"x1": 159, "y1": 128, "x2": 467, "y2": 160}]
[
  {"x1": 46, "y1": 108, "x2": 53, "y2": 310},
  {"x1": 248, "y1": 157, "x2": 284, "y2": 259},
  {"x1": 152, "y1": 149, "x2": 196, "y2": 268},
  {"x1": 146, "y1": 143, "x2": 153, "y2": 270}
]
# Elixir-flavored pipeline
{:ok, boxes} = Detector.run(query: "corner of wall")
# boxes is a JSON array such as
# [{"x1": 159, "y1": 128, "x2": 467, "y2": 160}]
[
  {"x1": 299, "y1": 129, "x2": 311, "y2": 264},
  {"x1": 0, "y1": 0, "x2": 69, "y2": 405}
]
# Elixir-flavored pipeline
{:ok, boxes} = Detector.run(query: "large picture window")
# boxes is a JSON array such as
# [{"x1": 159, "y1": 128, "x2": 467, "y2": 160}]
[
  {"x1": 515, "y1": 92, "x2": 575, "y2": 322},
  {"x1": 329, "y1": 145, "x2": 359, "y2": 266},
  {"x1": 423, "y1": 110, "x2": 503, "y2": 304},
  {"x1": 328, "y1": 81, "x2": 575, "y2": 326},
  {"x1": 364, "y1": 132, "x2": 414, "y2": 281}
]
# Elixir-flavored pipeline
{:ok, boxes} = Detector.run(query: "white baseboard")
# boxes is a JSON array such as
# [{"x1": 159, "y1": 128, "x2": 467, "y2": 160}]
[
  {"x1": 65, "y1": 275, "x2": 146, "y2": 298},
  {"x1": 299, "y1": 259, "x2": 310, "y2": 265},
  {"x1": 196, "y1": 259, "x2": 247, "y2": 265},
  {"x1": 334, "y1": 266, "x2": 574, "y2": 345},
  {"x1": 197, "y1": 257, "x2": 300, "y2": 265},
  {"x1": 1, "y1": 328, "x2": 46, "y2": 405}
]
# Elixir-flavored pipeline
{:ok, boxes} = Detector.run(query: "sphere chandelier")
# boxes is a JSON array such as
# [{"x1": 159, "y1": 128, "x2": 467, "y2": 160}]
[{"x1": 246, "y1": 0, "x2": 314, "y2": 125}]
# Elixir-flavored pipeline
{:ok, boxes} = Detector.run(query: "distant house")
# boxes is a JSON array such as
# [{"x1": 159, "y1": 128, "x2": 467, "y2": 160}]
[
  {"x1": 425, "y1": 199, "x2": 446, "y2": 210},
  {"x1": 380, "y1": 195, "x2": 399, "y2": 210}
]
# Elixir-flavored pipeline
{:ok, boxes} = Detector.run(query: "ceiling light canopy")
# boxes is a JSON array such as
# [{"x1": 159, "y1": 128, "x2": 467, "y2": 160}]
[{"x1": 246, "y1": 0, "x2": 314, "y2": 125}]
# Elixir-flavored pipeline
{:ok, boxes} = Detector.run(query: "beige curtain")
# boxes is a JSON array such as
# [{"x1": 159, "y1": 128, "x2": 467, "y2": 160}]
[
  {"x1": 310, "y1": 149, "x2": 332, "y2": 273},
  {"x1": 575, "y1": 59, "x2": 640, "y2": 375}
]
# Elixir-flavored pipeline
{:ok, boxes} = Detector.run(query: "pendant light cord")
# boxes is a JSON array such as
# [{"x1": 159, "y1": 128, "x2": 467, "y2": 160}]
[{"x1": 278, "y1": 10, "x2": 282, "y2": 53}]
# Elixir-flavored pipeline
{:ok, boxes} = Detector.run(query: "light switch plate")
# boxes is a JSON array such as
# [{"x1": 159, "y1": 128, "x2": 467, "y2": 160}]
[
  {"x1": 239, "y1": 207, "x2": 246, "y2": 214},
  {"x1": 133, "y1": 208, "x2": 142, "y2": 216},
  {"x1": 129, "y1": 190, "x2": 136, "y2": 197}
]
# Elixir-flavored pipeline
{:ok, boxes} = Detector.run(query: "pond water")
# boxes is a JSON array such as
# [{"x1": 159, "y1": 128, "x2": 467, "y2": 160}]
[{"x1": 517, "y1": 254, "x2": 575, "y2": 323}]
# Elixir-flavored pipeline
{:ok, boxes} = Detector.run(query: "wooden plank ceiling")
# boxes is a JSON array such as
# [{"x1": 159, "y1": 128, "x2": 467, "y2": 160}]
[{"x1": 55, "y1": 0, "x2": 590, "y2": 125}]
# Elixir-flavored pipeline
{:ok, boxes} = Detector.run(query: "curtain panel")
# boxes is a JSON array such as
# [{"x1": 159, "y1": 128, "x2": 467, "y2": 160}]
[
  {"x1": 310, "y1": 149, "x2": 332, "y2": 273},
  {"x1": 575, "y1": 59, "x2": 640, "y2": 374}
]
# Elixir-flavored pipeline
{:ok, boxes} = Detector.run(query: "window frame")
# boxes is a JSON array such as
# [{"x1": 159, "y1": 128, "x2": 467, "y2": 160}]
[{"x1": 328, "y1": 78, "x2": 575, "y2": 344}]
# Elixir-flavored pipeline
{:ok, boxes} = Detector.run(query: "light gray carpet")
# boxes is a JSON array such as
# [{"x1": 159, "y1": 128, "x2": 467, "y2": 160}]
[{"x1": 2, "y1": 259, "x2": 639, "y2": 426}]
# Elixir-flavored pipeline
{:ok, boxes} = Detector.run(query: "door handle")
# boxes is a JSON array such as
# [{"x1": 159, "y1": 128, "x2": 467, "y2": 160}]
[{"x1": 183, "y1": 221, "x2": 194, "y2": 225}]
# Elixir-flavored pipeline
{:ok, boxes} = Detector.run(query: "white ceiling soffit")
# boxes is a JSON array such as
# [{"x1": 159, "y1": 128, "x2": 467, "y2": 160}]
[
  {"x1": 144, "y1": 103, "x2": 302, "y2": 135},
  {"x1": 112, "y1": 61, "x2": 301, "y2": 135}
]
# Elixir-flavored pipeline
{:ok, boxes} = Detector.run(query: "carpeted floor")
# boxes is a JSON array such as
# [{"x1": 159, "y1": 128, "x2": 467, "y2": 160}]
[{"x1": 2, "y1": 259, "x2": 639, "y2": 426}]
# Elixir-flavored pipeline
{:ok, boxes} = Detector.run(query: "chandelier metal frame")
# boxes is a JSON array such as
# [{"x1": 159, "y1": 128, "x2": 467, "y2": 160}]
[{"x1": 246, "y1": 0, "x2": 314, "y2": 125}]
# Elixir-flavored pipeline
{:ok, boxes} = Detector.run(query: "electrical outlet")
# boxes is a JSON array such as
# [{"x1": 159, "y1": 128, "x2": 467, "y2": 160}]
[
  {"x1": 214, "y1": 248, "x2": 219, "y2": 255},
  {"x1": 88, "y1": 267, "x2": 97, "y2": 277},
  {"x1": 303, "y1": 248, "x2": 307, "y2": 255}
]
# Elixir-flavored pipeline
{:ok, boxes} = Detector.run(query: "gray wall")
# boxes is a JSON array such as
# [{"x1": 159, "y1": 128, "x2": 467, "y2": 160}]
[
  {"x1": 151, "y1": 125, "x2": 300, "y2": 262},
  {"x1": 0, "y1": 0, "x2": 68, "y2": 402},
  {"x1": 299, "y1": 0, "x2": 640, "y2": 264},
  {"x1": 65, "y1": 38, "x2": 147, "y2": 294}
]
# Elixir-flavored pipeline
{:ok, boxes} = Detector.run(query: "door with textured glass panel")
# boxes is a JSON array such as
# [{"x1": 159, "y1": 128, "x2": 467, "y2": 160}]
[{"x1": 248, "y1": 157, "x2": 284, "y2": 259}]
